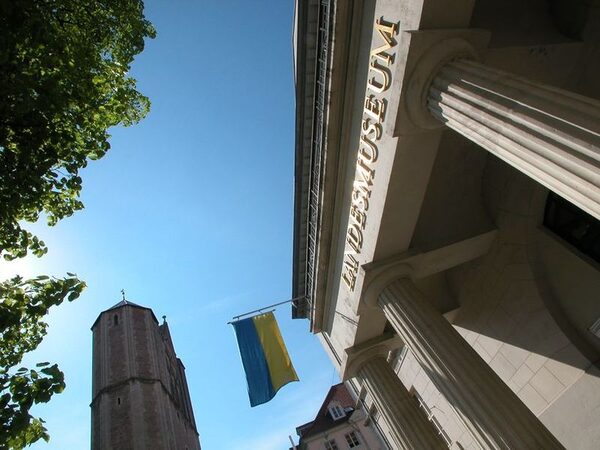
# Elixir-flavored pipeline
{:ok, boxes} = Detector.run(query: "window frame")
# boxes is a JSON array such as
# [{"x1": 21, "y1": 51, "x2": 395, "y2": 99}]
[
  {"x1": 324, "y1": 438, "x2": 338, "y2": 450},
  {"x1": 328, "y1": 401, "x2": 346, "y2": 420},
  {"x1": 344, "y1": 431, "x2": 361, "y2": 448}
]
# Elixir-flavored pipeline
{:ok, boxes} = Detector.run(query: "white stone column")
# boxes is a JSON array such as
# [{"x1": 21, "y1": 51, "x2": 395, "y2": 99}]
[
  {"x1": 379, "y1": 278, "x2": 564, "y2": 449},
  {"x1": 357, "y1": 355, "x2": 446, "y2": 450},
  {"x1": 427, "y1": 58, "x2": 600, "y2": 220}
]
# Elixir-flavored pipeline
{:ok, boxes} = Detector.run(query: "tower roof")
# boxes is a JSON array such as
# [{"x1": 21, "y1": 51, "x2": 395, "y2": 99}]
[
  {"x1": 91, "y1": 298, "x2": 159, "y2": 330},
  {"x1": 105, "y1": 299, "x2": 143, "y2": 311}
]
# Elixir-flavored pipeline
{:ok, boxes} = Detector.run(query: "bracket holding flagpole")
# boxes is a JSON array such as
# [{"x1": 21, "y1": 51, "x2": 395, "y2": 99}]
[{"x1": 228, "y1": 295, "x2": 307, "y2": 324}]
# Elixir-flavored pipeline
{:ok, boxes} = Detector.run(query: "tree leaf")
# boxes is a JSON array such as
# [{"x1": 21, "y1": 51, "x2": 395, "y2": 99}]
[{"x1": 0, "y1": 1, "x2": 154, "y2": 446}]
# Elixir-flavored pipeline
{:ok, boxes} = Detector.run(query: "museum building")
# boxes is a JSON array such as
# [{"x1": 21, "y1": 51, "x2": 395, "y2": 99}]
[{"x1": 292, "y1": 0, "x2": 600, "y2": 448}]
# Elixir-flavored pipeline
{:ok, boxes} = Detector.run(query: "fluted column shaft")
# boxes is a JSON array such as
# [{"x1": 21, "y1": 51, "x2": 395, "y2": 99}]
[
  {"x1": 357, "y1": 355, "x2": 446, "y2": 450},
  {"x1": 428, "y1": 59, "x2": 600, "y2": 220},
  {"x1": 379, "y1": 278, "x2": 564, "y2": 449}
]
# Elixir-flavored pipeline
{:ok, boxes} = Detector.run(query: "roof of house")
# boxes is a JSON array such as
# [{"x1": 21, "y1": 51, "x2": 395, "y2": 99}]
[{"x1": 297, "y1": 382, "x2": 356, "y2": 442}]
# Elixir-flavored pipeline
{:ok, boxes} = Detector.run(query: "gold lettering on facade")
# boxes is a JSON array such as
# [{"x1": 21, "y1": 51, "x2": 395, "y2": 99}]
[
  {"x1": 361, "y1": 118, "x2": 382, "y2": 141},
  {"x1": 346, "y1": 224, "x2": 363, "y2": 254},
  {"x1": 364, "y1": 96, "x2": 386, "y2": 122},
  {"x1": 341, "y1": 16, "x2": 398, "y2": 291},
  {"x1": 341, "y1": 254, "x2": 359, "y2": 291},
  {"x1": 359, "y1": 136, "x2": 378, "y2": 162},
  {"x1": 367, "y1": 60, "x2": 391, "y2": 93},
  {"x1": 351, "y1": 187, "x2": 369, "y2": 212},
  {"x1": 354, "y1": 157, "x2": 375, "y2": 195},
  {"x1": 370, "y1": 18, "x2": 398, "y2": 65},
  {"x1": 350, "y1": 204, "x2": 367, "y2": 229}
]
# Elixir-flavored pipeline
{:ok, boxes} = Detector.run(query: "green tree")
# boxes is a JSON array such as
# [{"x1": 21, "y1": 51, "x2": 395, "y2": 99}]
[
  {"x1": 0, "y1": 274, "x2": 85, "y2": 447},
  {"x1": 0, "y1": 0, "x2": 155, "y2": 447}
]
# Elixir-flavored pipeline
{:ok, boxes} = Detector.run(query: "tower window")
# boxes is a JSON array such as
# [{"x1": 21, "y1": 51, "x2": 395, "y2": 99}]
[
  {"x1": 117, "y1": 397, "x2": 121, "y2": 405},
  {"x1": 114, "y1": 314, "x2": 119, "y2": 326}
]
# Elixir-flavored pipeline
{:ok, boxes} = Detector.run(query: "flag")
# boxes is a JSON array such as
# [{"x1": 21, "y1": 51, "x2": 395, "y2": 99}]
[{"x1": 232, "y1": 312, "x2": 299, "y2": 407}]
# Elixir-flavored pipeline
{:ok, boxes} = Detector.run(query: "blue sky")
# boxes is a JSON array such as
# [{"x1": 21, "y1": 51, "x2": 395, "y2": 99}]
[{"x1": 1, "y1": 1, "x2": 339, "y2": 448}]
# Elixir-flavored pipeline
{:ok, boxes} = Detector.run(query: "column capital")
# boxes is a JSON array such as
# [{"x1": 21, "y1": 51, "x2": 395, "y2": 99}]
[
  {"x1": 342, "y1": 333, "x2": 402, "y2": 381},
  {"x1": 359, "y1": 260, "x2": 413, "y2": 313},
  {"x1": 393, "y1": 29, "x2": 490, "y2": 135},
  {"x1": 356, "y1": 230, "x2": 497, "y2": 314},
  {"x1": 406, "y1": 37, "x2": 479, "y2": 130}
]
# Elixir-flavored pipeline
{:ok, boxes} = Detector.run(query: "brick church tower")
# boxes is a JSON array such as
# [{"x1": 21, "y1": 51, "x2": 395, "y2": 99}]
[{"x1": 91, "y1": 299, "x2": 201, "y2": 449}]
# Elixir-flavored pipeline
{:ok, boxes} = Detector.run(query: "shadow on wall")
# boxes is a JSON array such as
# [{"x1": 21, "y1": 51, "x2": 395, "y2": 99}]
[{"x1": 447, "y1": 154, "x2": 600, "y2": 383}]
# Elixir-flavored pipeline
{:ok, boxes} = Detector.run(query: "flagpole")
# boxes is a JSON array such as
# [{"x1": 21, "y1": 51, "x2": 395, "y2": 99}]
[
  {"x1": 289, "y1": 435, "x2": 298, "y2": 450},
  {"x1": 227, "y1": 295, "x2": 307, "y2": 324}
]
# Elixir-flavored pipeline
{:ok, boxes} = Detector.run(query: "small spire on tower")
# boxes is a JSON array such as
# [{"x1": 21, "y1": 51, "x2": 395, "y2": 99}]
[
  {"x1": 162, "y1": 315, "x2": 167, "y2": 324},
  {"x1": 121, "y1": 289, "x2": 126, "y2": 301}
]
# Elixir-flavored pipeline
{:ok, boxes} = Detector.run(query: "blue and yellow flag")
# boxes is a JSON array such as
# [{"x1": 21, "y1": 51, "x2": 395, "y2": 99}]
[{"x1": 232, "y1": 312, "x2": 299, "y2": 407}]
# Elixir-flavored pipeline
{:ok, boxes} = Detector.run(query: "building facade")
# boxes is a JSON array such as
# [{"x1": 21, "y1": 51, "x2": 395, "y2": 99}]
[
  {"x1": 91, "y1": 300, "x2": 201, "y2": 450},
  {"x1": 292, "y1": 0, "x2": 600, "y2": 448},
  {"x1": 292, "y1": 382, "x2": 389, "y2": 450}
]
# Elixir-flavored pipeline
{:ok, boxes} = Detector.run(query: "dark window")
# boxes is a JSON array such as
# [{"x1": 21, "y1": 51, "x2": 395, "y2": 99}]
[
  {"x1": 324, "y1": 439, "x2": 338, "y2": 450},
  {"x1": 117, "y1": 397, "x2": 121, "y2": 405},
  {"x1": 544, "y1": 193, "x2": 600, "y2": 263},
  {"x1": 114, "y1": 314, "x2": 119, "y2": 326},
  {"x1": 345, "y1": 431, "x2": 361, "y2": 447}
]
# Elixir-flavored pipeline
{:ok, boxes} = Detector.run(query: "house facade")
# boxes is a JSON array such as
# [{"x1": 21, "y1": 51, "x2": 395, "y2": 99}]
[{"x1": 293, "y1": 383, "x2": 389, "y2": 450}]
